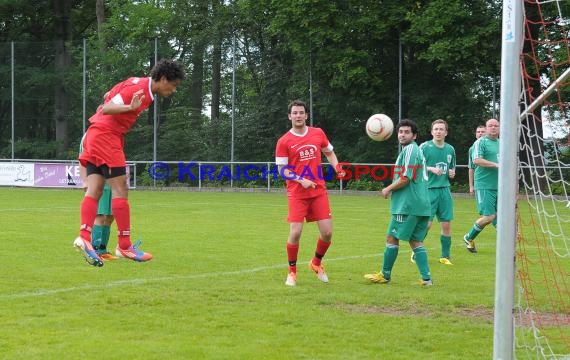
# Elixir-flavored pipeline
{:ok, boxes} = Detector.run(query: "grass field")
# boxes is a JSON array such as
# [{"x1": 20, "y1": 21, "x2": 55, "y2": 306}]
[{"x1": 0, "y1": 187, "x2": 522, "y2": 359}]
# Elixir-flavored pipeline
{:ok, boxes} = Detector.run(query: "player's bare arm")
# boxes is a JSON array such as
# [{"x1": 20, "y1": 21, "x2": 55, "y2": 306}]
[
  {"x1": 102, "y1": 90, "x2": 145, "y2": 115},
  {"x1": 380, "y1": 176, "x2": 409, "y2": 199},
  {"x1": 427, "y1": 166, "x2": 443, "y2": 175},
  {"x1": 473, "y1": 158, "x2": 499, "y2": 168},
  {"x1": 324, "y1": 150, "x2": 346, "y2": 178}
]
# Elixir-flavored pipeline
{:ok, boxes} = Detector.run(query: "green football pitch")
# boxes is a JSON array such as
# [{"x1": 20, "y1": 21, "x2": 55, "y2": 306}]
[{"x1": 0, "y1": 187, "x2": 504, "y2": 359}]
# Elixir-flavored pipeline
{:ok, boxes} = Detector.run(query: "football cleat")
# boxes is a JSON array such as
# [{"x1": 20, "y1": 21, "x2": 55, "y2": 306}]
[
  {"x1": 364, "y1": 272, "x2": 391, "y2": 284},
  {"x1": 73, "y1": 237, "x2": 103, "y2": 267},
  {"x1": 419, "y1": 279, "x2": 434, "y2": 286},
  {"x1": 463, "y1": 234, "x2": 477, "y2": 253},
  {"x1": 99, "y1": 252, "x2": 119, "y2": 261},
  {"x1": 285, "y1": 272, "x2": 297, "y2": 286},
  {"x1": 439, "y1": 257, "x2": 453, "y2": 265},
  {"x1": 309, "y1": 261, "x2": 329, "y2": 283},
  {"x1": 115, "y1": 240, "x2": 153, "y2": 262}
]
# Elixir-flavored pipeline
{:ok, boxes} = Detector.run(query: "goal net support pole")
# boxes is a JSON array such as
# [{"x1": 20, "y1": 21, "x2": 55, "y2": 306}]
[
  {"x1": 519, "y1": 67, "x2": 570, "y2": 120},
  {"x1": 494, "y1": 0, "x2": 523, "y2": 359}
]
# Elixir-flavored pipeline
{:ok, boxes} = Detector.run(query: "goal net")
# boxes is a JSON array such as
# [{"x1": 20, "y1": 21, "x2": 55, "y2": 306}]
[{"x1": 515, "y1": 0, "x2": 569, "y2": 358}]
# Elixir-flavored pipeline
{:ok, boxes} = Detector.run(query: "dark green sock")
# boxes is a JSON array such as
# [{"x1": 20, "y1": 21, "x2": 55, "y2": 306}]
[
  {"x1": 466, "y1": 223, "x2": 483, "y2": 240},
  {"x1": 382, "y1": 244, "x2": 399, "y2": 279},
  {"x1": 440, "y1": 235, "x2": 451, "y2": 259},
  {"x1": 91, "y1": 225, "x2": 103, "y2": 250},
  {"x1": 100, "y1": 225, "x2": 111, "y2": 251},
  {"x1": 413, "y1": 246, "x2": 431, "y2": 280}
]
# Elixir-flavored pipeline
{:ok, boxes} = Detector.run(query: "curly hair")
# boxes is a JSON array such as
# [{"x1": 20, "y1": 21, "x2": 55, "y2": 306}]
[
  {"x1": 150, "y1": 59, "x2": 186, "y2": 82},
  {"x1": 396, "y1": 119, "x2": 419, "y2": 135}
]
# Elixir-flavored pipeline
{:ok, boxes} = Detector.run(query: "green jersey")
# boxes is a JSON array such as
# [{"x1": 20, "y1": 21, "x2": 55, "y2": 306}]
[
  {"x1": 473, "y1": 135, "x2": 499, "y2": 190},
  {"x1": 468, "y1": 144, "x2": 476, "y2": 170},
  {"x1": 419, "y1": 140, "x2": 456, "y2": 189},
  {"x1": 390, "y1": 141, "x2": 431, "y2": 216}
]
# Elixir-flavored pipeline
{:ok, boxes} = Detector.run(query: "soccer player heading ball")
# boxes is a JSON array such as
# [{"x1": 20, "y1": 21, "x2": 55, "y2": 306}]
[{"x1": 74, "y1": 59, "x2": 185, "y2": 267}]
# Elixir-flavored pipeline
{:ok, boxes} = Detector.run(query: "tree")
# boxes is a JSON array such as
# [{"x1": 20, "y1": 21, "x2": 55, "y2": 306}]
[
  {"x1": 0, "y1": 0, "x2": 98, "y2": 159},
  {"x1": 54, "y1": 0, "x2": 73, "y2": 156},
  {"x1": 0, "y1": 0, "x2": 504, "y2": 171}
]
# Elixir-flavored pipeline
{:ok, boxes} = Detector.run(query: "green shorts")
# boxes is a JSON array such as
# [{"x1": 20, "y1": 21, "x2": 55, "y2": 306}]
[
  {"x1": 429, "y1": 187, "x2": 454, "y2": 222},
  {"x1": 386, "y1": 214, "x2": 430, "y2": 241},
  {"x1": 98, "y1": 184, "x2": 112, "y2": 216},
  {"x1": 475, "y1": 189, "x2": 497, "y2": 216}
]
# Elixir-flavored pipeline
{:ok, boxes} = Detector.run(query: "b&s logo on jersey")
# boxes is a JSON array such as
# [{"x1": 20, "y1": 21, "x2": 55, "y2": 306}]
[{"x1": 298, "y1": 145, "x2": 317, "y2": 162}]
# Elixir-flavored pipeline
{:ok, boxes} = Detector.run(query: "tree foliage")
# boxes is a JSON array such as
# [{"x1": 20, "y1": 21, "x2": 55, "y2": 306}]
[{"x1": 0, "y1": 0, "x2": 504, "y2": 170}]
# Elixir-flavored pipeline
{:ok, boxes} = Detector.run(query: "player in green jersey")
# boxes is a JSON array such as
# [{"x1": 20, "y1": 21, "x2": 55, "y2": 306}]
[
  {"x1": 463, "y1": 118, "x2": 500, "y2": 253},
  {"x1": 468, "y1": 125, "x2": 487, "y2": 194},
  {"x1": 364, "y1": 119, "x2": 433, "y2": 286},
  {"x1": 418, "y1": 119, "x2": 456, "y2": 265}
]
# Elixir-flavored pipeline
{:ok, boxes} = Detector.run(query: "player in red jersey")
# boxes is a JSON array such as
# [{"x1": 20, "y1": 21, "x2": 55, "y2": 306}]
[
  {"x1": 275, "y1": 99, "x2": 344, "y2": 286},
  {"x1": 73, "y1": 59, "x2": 185, "y2": 267}
]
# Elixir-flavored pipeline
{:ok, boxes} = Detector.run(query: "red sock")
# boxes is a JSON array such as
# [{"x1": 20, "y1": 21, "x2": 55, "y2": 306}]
[
  {"x1": 286, "y1": 243, "x2": 299, "y2": 273},
  {"x1": 112, "y1": 197, "x2": 131, "y2": 249},
  {"x1": 79, "y1": 195, "x2": 98, "y2": 241},
  {"x1": 312, "y1": 238, "x2": 331, "y2": 266}
]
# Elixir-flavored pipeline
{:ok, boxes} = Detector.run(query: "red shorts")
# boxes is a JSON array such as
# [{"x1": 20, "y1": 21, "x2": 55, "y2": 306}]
[
  {"x1": 79, "y1": 127, "x2": 126, "y2": 168},
  {"x1": 287, "y1": 192, "x2": 332, "y2": 223}
]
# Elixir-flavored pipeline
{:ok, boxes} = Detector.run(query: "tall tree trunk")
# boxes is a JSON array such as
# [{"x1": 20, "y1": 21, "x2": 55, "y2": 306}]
[
  {"x1": 54, "y1": 0, "x2": 72, "y2": 157},
  {"x1": 189, "y1": 2, "x2": 208, "y2": 128},
  {"x1": 189, "y1": 43, "x2": 205, "y2": 127},
  {"x1": 210, "y1": 0, "x2": 222, "y2": 124},
  {"x1": 96, "y1": 0, "x2": 107, "y2": 56},
  {"x1": 211, "y1": 36, "x2": 222, "y2": 124}
]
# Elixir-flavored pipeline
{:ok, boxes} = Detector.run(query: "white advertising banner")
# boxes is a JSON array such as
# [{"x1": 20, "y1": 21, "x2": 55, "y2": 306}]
[
  {"x1": 0, "y1": 162, "x2": 134, "y2": 188},
  {"x1": 0, "y1": 162, "x2": 35, "y2": 186}
]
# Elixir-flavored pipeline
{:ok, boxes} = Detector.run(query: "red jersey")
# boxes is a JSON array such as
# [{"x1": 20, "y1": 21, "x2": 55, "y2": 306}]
[
  {"x1": 88, "y1": 77, "x2": 155, "y2": 135},
  {"x1": 275, "y1": 127, "x2": 333, "y2": 199}
]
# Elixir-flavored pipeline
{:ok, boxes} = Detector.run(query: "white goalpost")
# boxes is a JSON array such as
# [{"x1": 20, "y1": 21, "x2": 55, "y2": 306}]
[
  {"x1": 496, "y1": 0, "x2": 570, "y2": 359},
  {"x1": 494, "y1": 1, "x2": 523, "y2": 359}
]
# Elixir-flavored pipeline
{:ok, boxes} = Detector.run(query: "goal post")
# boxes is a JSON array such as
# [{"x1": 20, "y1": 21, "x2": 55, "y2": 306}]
[
  {"x1": 496, "y1": 0, "x2": 570, "y2": 359},
  {"x1": 494, "y1": 1, "x2": 524, "y2": 359}
]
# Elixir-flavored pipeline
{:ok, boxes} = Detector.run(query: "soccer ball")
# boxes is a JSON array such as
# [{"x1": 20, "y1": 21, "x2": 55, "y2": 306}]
[{"x1": 366, "y1": 114, "x2": 394, "y2": 141}]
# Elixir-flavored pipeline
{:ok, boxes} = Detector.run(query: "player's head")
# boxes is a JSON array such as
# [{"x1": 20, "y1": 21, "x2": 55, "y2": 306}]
[
  {"x1": 287, "y1": 99, "x2": 308, "y2": 128},
  {"x1": 396, "y1": 119, "x2": 418, "y2": 145},
  {"x1": 431, "y1": 119, "x2": 448, "y2": 141},
  {"x1": 288, "y1": 99, "x2": 308, "y2": 114},
  {"x1": 475, "y1": 124, "x2": 486, "y2": 139},
  {"x1": 486, "y1": 118, "x2": 500, "y2": 139},
  {"x1": 150, "y1": 59, "x2": 186, "y2": 97}
]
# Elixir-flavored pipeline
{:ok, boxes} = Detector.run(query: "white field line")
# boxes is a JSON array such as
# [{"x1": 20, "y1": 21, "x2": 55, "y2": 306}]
[{"x1": 0, "y1": 252, "x2": 394, "y2": 300}]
